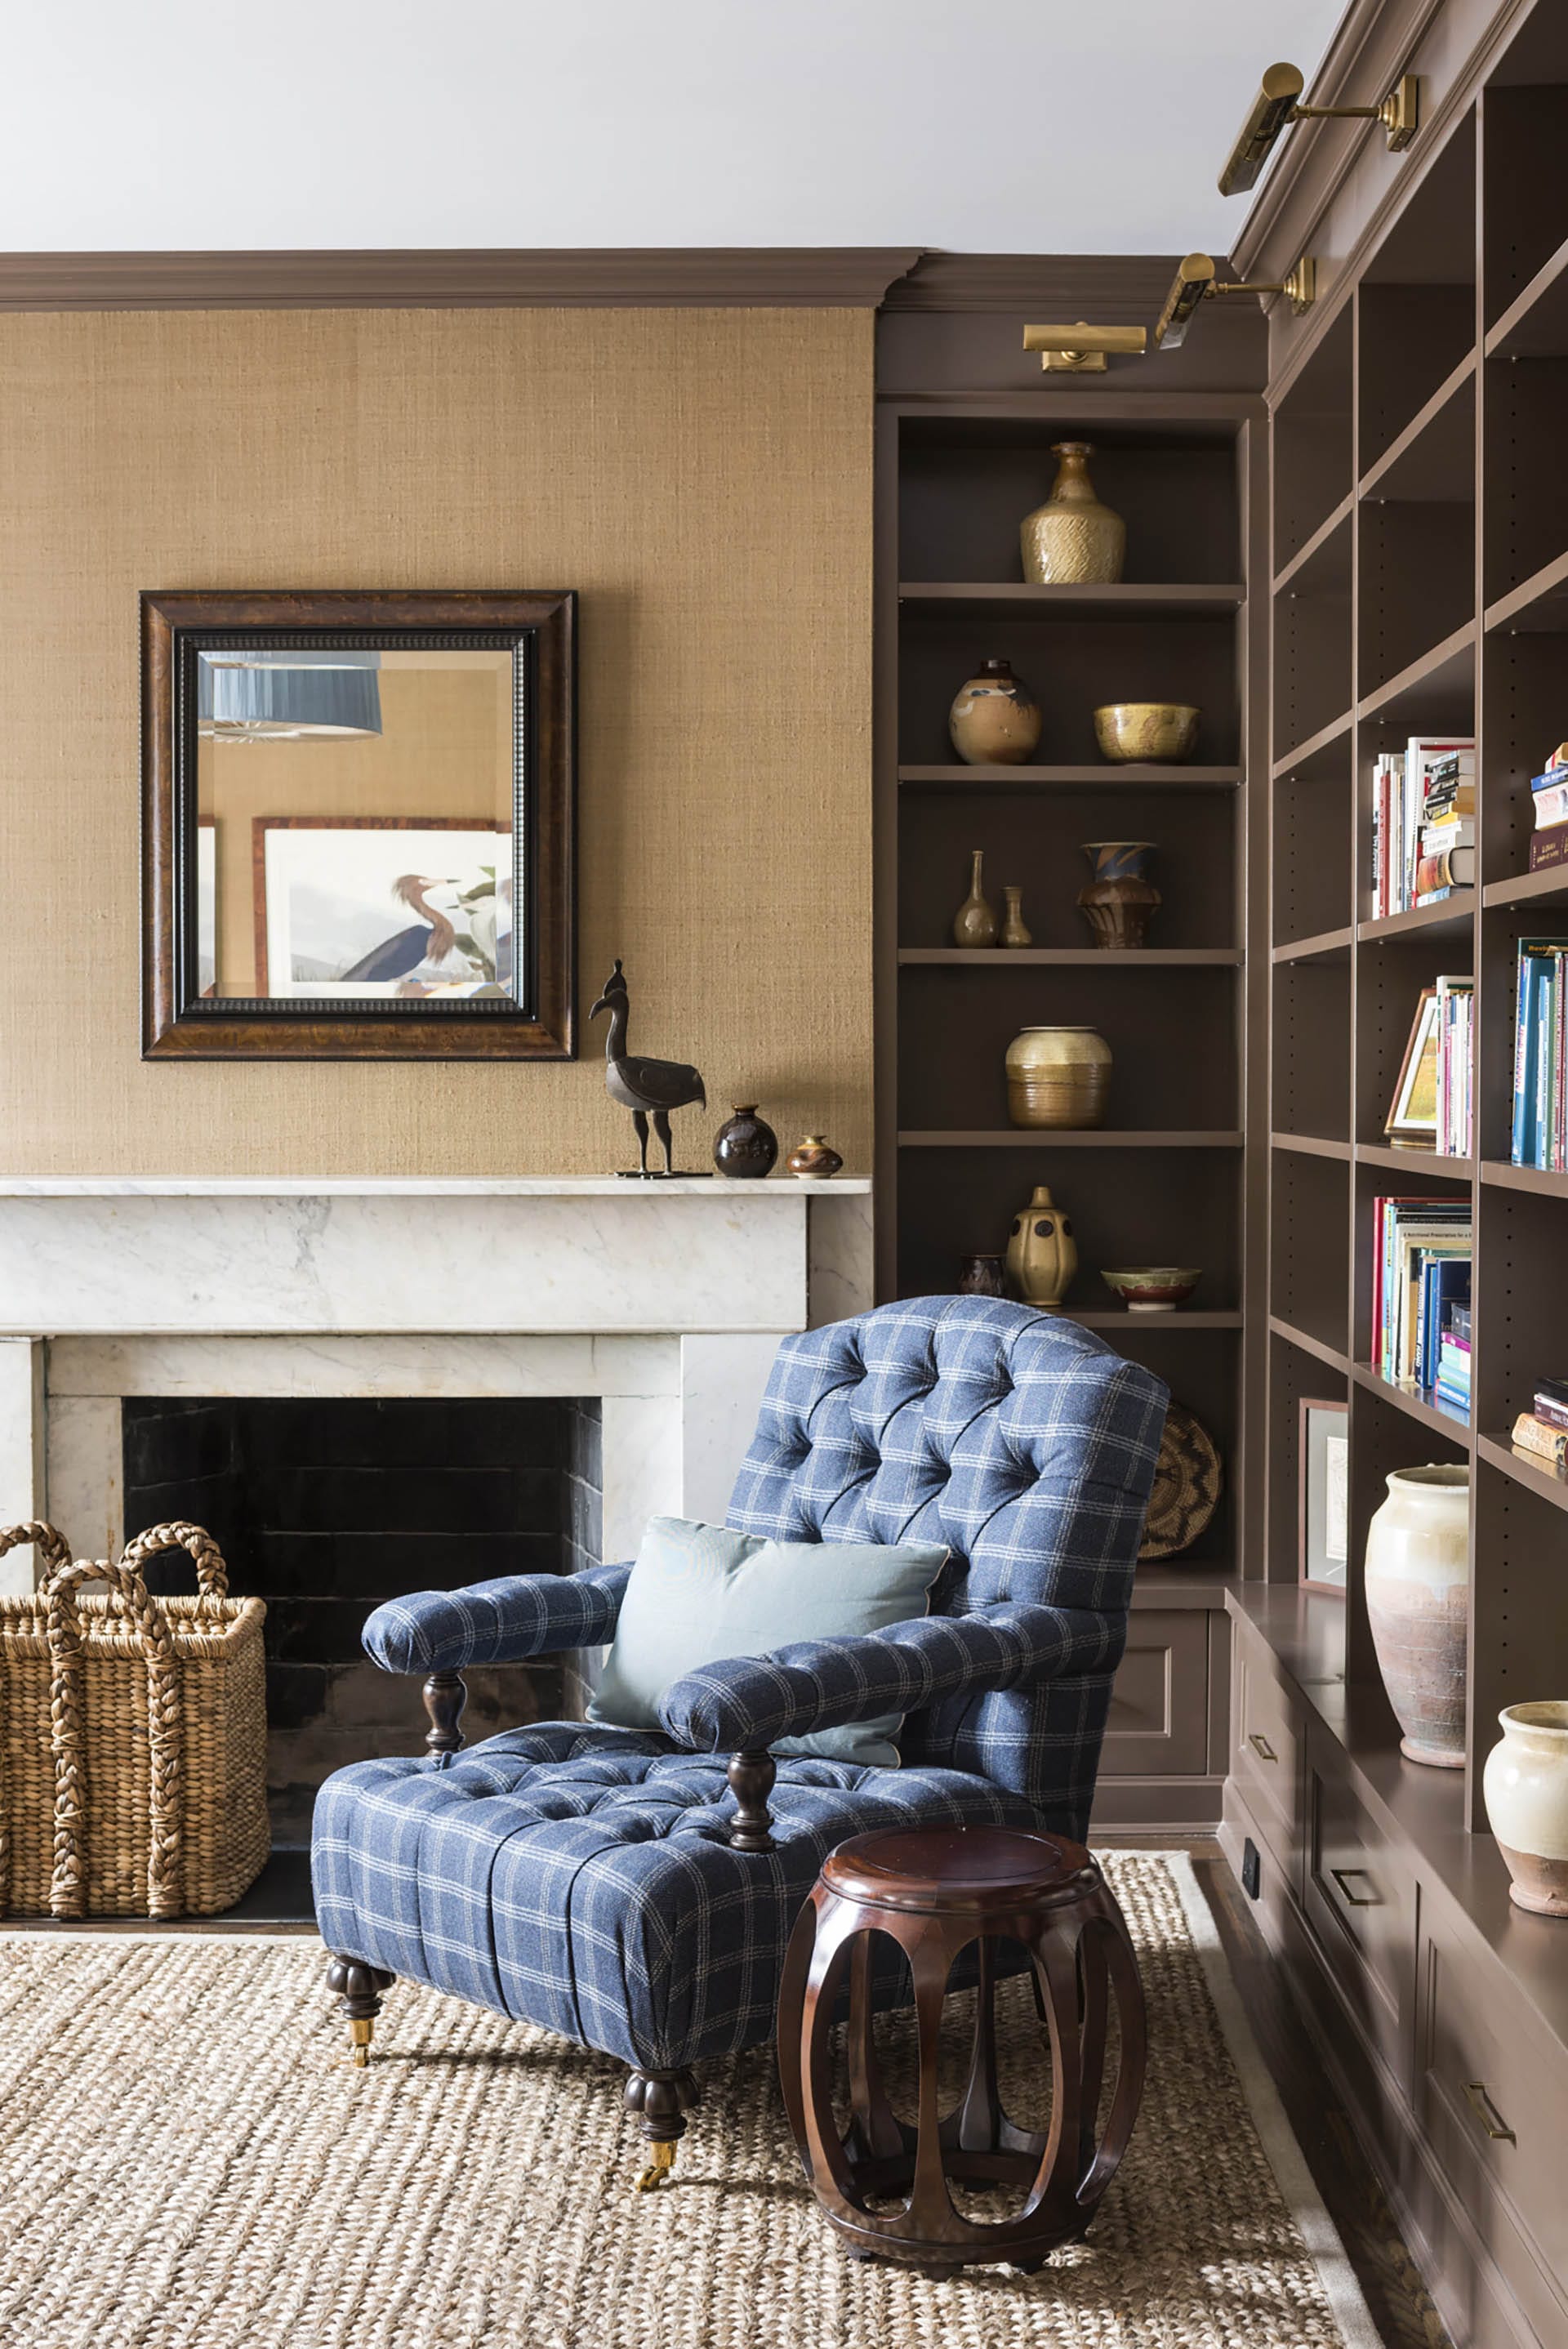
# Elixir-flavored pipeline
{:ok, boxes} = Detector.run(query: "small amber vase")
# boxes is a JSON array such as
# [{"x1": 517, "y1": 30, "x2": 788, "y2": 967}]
[
  {"x1": 1020, "y1": 443, "x2": 1125, "y2": 586},
  {"x1": 1005, "y1": 1184, "x2": 1078, "y2": 1309},
  {"x1": 952, "y1": 849, "x2": 999, "y2": 947},
  {"x1": 1000, "y1": 886, "x2": 1032, "y2": 948}
]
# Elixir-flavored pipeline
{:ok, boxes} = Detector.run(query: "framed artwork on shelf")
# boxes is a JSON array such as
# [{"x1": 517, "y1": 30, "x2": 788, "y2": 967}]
[
  {"x1": 1385, "y1": 986, "x2": 1440, "y2": 1148},
  {"x1": 1298, "y1": 1397, "x2": 1349, "y2": 1595}
]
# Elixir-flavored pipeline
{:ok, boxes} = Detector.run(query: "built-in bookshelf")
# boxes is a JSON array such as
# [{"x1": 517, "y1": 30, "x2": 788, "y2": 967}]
[{"x1": 1263, "y1": 47, "x2": 1568, "y2": 1849}]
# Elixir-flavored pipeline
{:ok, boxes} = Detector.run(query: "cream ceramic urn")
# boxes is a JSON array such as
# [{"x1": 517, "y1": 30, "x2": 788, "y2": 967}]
[
  {"x1": 1363, "y1": 1463, "x2": 1469, "y2": 1768},
  {"x1": 1484, "y1": 1701, "x2": 1568, "y2": 1916}
]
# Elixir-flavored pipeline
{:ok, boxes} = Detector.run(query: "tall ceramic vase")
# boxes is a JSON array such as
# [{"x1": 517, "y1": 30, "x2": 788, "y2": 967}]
[
  {"x1": 1077, "y1": 842, "x2": 1161, "y2": 949},
  {"x1": 1006, "y1": 1184, "x2": 1076, "y2": 1309},
  {"x1": 952, "y1": 849, "x2": 1000, "y2": 947},
  {"x1": 1364, "y1": 1464, "x2": 1470, "y2": 1767},
  {"x1": 1484, "y1": 1701, "x2": 1568, "y2": 1916},
  {"x1": 1020, "y1": 442, "x2": 1125, "y2": 586}
]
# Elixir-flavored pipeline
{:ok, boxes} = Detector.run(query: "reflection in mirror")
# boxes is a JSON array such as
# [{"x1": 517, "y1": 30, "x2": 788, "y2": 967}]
[{"x1": 194, "y1": 648, "x2": 515, "y2": 1001}]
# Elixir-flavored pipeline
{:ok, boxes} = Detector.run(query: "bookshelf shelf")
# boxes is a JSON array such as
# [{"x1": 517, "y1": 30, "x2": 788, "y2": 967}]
[
  {"x1": 896, "y1": 764, "x2": 1243, "y2": 791},
  {"x1": 1358, "y1": 350, "x2": 1477, "y2": 504},
  {"x1": 1356, "y1": 620, "x2": 1477, "y2": 728},
  {"x1": 1486, "y1": 227, "x2": 1568, "y2": 360},
  {"x1": 1271, "y1": 1132, "x2": 1352, "y2": 1161},
  {"x1": 1352, "y1": 1364, "x2": 1472, "y2": 1444},
  {"x1": 1356, "y1": 893, "x2": 1476, "y2": 944},
  {"x1": 897, "y1": 948, "x2": 1241, "y2": 967},
  {"x1": 1271, "y1": 709, "x2": 1353, "y2": 782},
  {"x1": 896, "y1": 1130, "x2": 1245, "y2": 1149},
  {"x1": 1267, "y1": 1313, "x2": 1350, "y2": 1375},
  {"x1": 1063, "y1": 1310, "x2": 1243, "y2": 1331},
  {"x1": 1272, "y1": 494, "x2": 1352, "y2": 595},
  {"x1": 1481, "y1": 868, "x2": 1568, "y2": 912},
  {"x1": 1477, "y1": 1158, "x2": 1568, "y2": 1199},
  {"x1": 897, "y1": 582, "x2": 1245, "y2": 621},
  {"x1": 1476, "y1": 1431, "x2": 1568, "y2": 1516},
  {"x1": 1272, "y1": 925, "x2": 1352, "y2": 965},
  {"x1": 1483, "y1": 546, "x2": 1568, "y2": 635},
  {"x1": 1355, "y1": 1142, "x2": 1475, "y2": 1179}
]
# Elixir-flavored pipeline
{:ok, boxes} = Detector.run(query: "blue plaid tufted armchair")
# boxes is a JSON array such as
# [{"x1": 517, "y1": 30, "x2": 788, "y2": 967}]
[{"x1": 312, "y1": 1296, "x2": 1167, "y2": 2185}]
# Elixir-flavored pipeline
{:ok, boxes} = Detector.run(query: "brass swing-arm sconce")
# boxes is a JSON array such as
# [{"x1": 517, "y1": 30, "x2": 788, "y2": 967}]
[
  {"x1": 1153, "y1": 251, "x2": 1316, "y2": 350},
  {"x1": 1218, "y1": 61, "x2": 1419, "y2": 196},
  {"x1": 1021, "y1": 322, "x2": 1148, "y2": 373}
]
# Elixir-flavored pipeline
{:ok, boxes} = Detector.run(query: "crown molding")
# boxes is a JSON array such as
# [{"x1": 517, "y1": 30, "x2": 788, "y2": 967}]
[
  {"x1": 0, "y1": 246, "x2": 925, "y2": 312},
  {"x1": 884, "y1": 252, "x2": 1199, "y2": 314}
]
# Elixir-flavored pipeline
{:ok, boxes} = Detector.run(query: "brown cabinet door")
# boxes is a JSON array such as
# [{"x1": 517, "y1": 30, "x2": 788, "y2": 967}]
[
  {"x1": 1303, "y1": 1723, "x2": 1419, "y2": 2101},
  {"x1": 1098, "y1": 1611, "x2": 1209, "y2": 1776},
  {"x1": 1232, "y1": 1643, "x2": 1303, "y2": 1879}
]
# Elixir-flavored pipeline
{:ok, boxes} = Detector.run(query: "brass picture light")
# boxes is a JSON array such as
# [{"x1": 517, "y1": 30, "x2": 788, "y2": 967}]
[
  {"x1": 1021, "y1": 322, "x2": 1148, "y2": 374},
  {"x1": 1218, "y1": 61, "x2": 1419, "y2": 196},
  {"x1": 1153, "y1": 252, "x2": 1316, "y2": 349}
]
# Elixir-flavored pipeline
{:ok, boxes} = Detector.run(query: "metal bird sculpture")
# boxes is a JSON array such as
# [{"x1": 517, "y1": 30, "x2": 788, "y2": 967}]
[{"x1": 590, "y1": 960, "x2": 710, "y2": 1178}]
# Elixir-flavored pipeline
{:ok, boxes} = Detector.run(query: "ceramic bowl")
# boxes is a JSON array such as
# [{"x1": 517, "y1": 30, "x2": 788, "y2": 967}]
[
  {"x1": 1093, "y1": 702, "x2": 1200, "y2": 764},
  {"x1": 1099, "y1": 1266, "x2": 1202, "y2": 1313}
]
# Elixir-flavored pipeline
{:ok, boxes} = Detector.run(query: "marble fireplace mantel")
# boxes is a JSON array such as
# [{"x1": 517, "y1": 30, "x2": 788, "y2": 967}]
[{"x1": 0, "y1": 1174, "x2": 873, "y2": 1585}]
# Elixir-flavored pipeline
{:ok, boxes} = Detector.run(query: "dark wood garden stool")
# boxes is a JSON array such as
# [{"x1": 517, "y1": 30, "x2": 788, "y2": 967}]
[{"x1": 777, "y1": 1823, "x2": 1147, "y2": 2273}]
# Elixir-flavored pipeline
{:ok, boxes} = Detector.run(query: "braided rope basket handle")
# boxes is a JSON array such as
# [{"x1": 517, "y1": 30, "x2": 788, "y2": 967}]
[
  {"x1": 44, "y1": 1556, "x2": 184, "y2": 1920},
  {"x1": 0, "y1": 1521, "x2": 74, "y2": 1583},
  {"x1": 118, "y1": 1520, "x2": 230, "y2": 1603}
]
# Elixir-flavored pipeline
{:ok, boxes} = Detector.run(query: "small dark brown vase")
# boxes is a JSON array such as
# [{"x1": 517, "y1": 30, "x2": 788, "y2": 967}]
[
  {"x1": 957, "y1": 1252, "x2": 1007, "y2": 1298},
  {"x1": 787, "y1": 1134, "x2": 844, "y2": 1183},
  {"x1": 713, "y1": 1103, "x2": 778, "y2": 1179}
]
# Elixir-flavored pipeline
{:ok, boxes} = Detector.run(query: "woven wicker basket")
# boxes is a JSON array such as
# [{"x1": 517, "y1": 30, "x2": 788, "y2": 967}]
[{"x1": 0, "y1": 1519, "x2": 269, "y2": 1919}]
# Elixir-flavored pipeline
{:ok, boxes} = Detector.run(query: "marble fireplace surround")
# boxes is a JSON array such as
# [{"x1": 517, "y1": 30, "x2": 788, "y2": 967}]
[{"x1": 0, "y1": 1178, "x2": 873, "y2": 1586}]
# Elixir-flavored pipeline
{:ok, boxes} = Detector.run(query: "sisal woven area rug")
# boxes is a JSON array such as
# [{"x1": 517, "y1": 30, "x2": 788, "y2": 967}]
[{"x1": 0, "y1": 1856, "x2": 1376, "y2": 2349}]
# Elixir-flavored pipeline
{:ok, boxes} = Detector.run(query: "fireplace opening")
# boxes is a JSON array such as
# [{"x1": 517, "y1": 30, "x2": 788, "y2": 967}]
[{"x1": 122, "y1": 1396, "x2": 603, "y2": 1849}]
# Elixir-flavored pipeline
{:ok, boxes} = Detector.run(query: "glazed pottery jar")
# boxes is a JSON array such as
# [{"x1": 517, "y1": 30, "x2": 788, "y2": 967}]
[
  {"x1": 787, "y1": 1134, "x2": 843, "y2": 1182},
  {"x1": 947, "y1": 657, "x2": 1043, "y2": 766},
  {"x1": 1004, "y1": 1025, "x2": 1111, "y2": 1130},
  {"x1": 1020, "y1": 442, "x2": 1125, "y2": 586},
  {"x1": 1363, "y1": 1463, "x2": 1470, "y2": 1767},
  {"x1": 1005, "y1": 1185, "x2": 1077, "y2": 1308},
  {"x1": 1483, "y1": 1701, "x2": 1568, "y2": 1916},
  {"x1": 952, "y1": 849, "x2": 1000, "y2": 947},
  {"x1": 1000, "y1": 886, "x2": 1032, "y2": 948},
  {"x1": 956, "y1": 1251, "x2": 1007, "y2": 1298},
  {"x1": 712, "y1": 1104, "x2": 778, "y2": 1179},
  {"x1": 1078, "y1": 842, "x2": 1161, "y2": 950}
]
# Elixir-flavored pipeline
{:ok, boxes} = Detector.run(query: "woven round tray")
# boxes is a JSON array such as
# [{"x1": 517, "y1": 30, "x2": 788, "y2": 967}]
[{"x1": 1138, "y1": 1402, "x2": 1223, "y2": 1562}]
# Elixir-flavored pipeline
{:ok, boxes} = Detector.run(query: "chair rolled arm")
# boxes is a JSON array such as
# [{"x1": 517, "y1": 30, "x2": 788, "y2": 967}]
[
  {"x1": 363, "y1": 1559, "x2": 632, "y2": 1674},
  {"x1": 657, "y1": 1600, "x2": 1118, "y2": 1755}
]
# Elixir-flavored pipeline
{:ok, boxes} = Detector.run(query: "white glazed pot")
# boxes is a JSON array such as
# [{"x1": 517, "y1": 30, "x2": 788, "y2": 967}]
[
  {"x1": 1363, "y1": 1463, "x2": 1469, "y2": 1768},
  {"x1": 1483, "y1": 1701, "x2": 1568, "y2": 1917}
]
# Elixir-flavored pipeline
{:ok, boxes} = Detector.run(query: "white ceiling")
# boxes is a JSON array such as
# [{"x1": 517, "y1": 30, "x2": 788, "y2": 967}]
[{"x1": 1, "y1": 1, "x2": 1343, "y2": 255}]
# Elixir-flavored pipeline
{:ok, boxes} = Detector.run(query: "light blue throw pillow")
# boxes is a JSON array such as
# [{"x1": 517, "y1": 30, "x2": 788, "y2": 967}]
[{"x1": 586, "y1": 1516, "x2": 949, "y2": 1767}]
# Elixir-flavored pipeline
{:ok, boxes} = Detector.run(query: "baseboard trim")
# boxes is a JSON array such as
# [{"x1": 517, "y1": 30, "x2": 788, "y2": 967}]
[{"x1": 1091, "y1": 1774, "x2": 1225, "y2": 1830}]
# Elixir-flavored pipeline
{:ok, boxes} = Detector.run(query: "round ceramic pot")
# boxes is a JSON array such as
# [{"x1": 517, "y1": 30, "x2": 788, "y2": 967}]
[
  {"x1": 1364, "y1": 1464, "x2": 1470, "y2": 1767},
  {"x1": 712, "y1": 1104, "x2": 778, "y2": 1179},
  {"x1": 1005, "y1": 1185, "x2": 1076, "y2": 1308},
  {"x1": 948, "y1": 657, "x2": 1043, "y2": 766},
  {"x1": 1078, "y1": 841, "x2": 1162, "y2": 950},
  {"x1": 1099, "y1": 1267, "x2": 1201, "y2": 1313},
  {"x1": 1093, "y1": 703, "x2": 1200, "y2": 765},
  {"x1": 956, "y1": 1251, "x2": 1007, "y2": 1298},
  {"x1": 1483, "y1": 1701, "x2": 1568, "y2": 1917},
  {"x1": 787, "y1": 1134, "x2": 844, "y2": 1183},
  {"x1": 1004, "y1": 1025, "x2": 1111, "y2": 1130},
  {"x1": 1020, "y1": 442, "x2": 1125, "y2": 586}
]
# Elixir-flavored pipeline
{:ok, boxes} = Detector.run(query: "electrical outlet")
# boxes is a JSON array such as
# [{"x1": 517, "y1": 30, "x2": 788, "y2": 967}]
[{"x1": 1241, "y1": 1837, "x2": 1262, "y2": 1901}]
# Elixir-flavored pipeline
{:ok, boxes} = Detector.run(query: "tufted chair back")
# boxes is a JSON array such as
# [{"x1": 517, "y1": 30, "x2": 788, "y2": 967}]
[{"x1": 726, "y1": 1295, "x2": 1169, "y2": 1815}]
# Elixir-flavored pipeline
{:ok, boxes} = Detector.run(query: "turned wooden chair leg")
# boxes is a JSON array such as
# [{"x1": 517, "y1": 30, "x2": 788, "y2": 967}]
[
  {"x1": 625, "y1": 2066, "x2": 702, "y2": 2193},
  {"x1": 326, "y1": 1953, "x2": 396, "y2": 2066}
]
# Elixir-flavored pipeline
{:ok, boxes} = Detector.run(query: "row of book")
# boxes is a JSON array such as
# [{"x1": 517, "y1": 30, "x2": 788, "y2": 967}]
[
  {"x1": 1512, "y1": 1379, "x2": 1568, "y2": 1466},
  {"x1": 1371, "y1": 1195, "x2": 1472, "y2": 1399},
  {"x1": 1370, "y1": 738, "x2": 1474, "y2": 917},
  {"x1": 1510, "y1": 935, "x2": 1568, "y2": 1170},
  {"x1": 1528, "y1": 745, "x2": 1568, "y2": 872}
]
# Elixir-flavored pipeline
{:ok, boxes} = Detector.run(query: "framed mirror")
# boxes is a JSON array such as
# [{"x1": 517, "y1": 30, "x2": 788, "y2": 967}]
[{"x1": 140, "y1": 589, "x2": 575, "y2": 1058}]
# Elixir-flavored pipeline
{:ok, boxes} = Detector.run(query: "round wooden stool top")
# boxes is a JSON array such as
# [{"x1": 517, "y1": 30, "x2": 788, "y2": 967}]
[{"x1": 821, "y1": 1824, "x2": 1094, "y2": 1914}]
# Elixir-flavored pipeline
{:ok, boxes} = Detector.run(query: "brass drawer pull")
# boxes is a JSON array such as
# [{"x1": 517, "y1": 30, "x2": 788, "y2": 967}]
[
  {"x1": 1249, "y1": 1733, "x2": 1278, "y2": 1763},
  {"x1": 1330, "y1": 1866, "x2": 1379, "y2": 1906},
  {"x1": 1463, "y1": 2082, "x2": 1515, "y2": 2144}
]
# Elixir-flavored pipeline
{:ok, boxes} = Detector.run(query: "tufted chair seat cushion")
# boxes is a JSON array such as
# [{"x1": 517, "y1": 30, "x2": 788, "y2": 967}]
[{"x1": 312, "y1": 1723, "x2": 1036, "y2": 2072}]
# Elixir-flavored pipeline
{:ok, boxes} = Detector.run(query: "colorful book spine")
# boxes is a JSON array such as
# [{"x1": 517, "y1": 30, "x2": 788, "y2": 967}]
[{"x1": 1512, "y1": 1411, "x2": 1568, "y2": 1466}]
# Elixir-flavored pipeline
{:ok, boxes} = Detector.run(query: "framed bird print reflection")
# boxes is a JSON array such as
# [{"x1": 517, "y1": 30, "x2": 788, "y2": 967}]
[{"x1": 140, "y1": 589, "x2": 576, "y2": 1059}]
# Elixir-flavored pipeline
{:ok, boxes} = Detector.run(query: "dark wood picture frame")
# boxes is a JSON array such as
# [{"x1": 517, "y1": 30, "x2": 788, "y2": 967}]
[
  {"x1": 1298, "y1": 1396, "x2": 1349, "y2": 1596},
  {"x1": 140, "y1": 588, "x2": 577, "y2": 1059}
]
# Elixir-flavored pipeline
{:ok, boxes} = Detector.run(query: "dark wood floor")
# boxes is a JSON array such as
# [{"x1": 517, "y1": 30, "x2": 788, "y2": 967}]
[{"x1": 7, "y1": 1834, "x2": 1451, "y2": 2344}]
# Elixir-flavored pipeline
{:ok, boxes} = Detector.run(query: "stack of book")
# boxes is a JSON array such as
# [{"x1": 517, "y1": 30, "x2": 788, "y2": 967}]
[
  {"x1": 1436, "y1": 973, "x2": 1474, "y2": 1156},
  {"x1": 1510, "y1": 935, "x2": 1568, "y2": 1169},
  {"x1": 1511, "y1": 1379, "x2": 1568, "y2": 1468},
  {"x1": 1528, "y1": 744, "x2": 1568, "y2": 872},
  {"x1": 1371, "y1": 738, "x2": 1475, "y2": 916},
  {"x1": 1372, "y1": 1195, "x2": 1472, "y2": 1393},
  {"x1": 1436, "y1": 1296, "x2": 1471, "y2": 1415}
]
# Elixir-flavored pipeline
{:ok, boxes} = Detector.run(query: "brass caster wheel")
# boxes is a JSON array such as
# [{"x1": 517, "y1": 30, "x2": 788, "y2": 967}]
[{"x1": 632, "y1": 2142, "x2": 677, "y2": 2194}]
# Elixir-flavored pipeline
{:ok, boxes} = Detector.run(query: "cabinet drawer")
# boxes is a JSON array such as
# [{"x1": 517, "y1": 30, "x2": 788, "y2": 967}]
[
  {"x1": 1233, "y1": 1644, "x2": 1302, "y2": 1853},
  {"x1": 1419, "y1": 1911, "x2": 1568, "y2": 2313},
  {"x1": 1303, "y1": 1730, "x2": 1418, "y2": 2097},
  {"x1": 1099, "y1": 1611, "x2": 1209, "y2": 1776}
]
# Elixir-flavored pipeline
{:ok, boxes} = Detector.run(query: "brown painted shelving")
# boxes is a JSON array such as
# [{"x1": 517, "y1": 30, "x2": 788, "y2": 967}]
[
  {"x1": 898, "y1": 947, "x2": 1240, "y2": 967},
  {"x1": 897, "y1": 763, "x2": 1242, "y2": 791}
]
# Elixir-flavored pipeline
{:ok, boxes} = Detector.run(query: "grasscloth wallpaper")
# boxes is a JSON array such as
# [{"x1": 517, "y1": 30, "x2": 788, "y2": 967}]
[{"x1": 0, "y1": 307, "x2": 874, "y2": 1174}]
